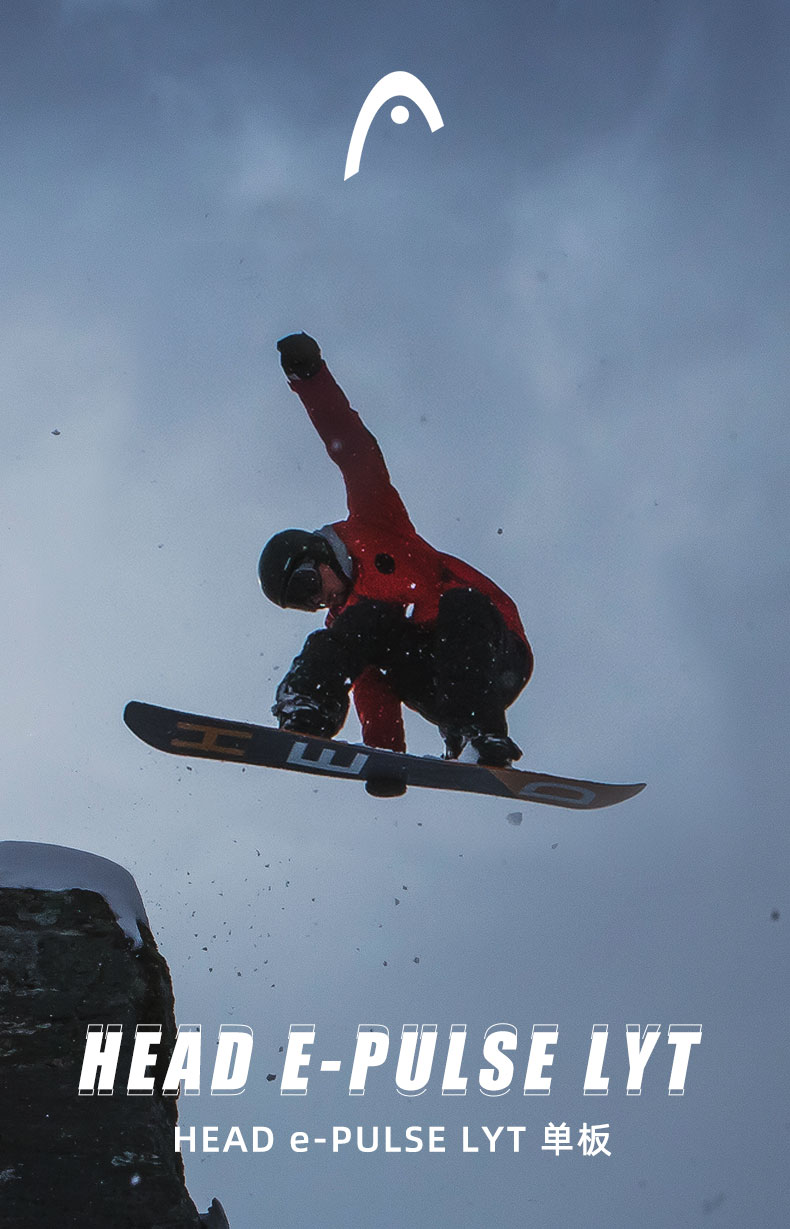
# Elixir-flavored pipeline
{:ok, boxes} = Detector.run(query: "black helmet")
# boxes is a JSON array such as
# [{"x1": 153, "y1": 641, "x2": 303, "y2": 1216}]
[{"x1": 258, "y1": 529, "x2": 337, "y2": 609}]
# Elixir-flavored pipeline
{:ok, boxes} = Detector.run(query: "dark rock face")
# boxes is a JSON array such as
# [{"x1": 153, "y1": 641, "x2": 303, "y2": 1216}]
[{"x1": 0, "y1": 885, "x2": 205, "y2": 1228}]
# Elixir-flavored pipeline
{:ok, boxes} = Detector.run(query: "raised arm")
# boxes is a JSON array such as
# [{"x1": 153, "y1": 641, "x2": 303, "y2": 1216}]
[{"x1": 277, "y1": 334, "x2": 413, "y2": 530}]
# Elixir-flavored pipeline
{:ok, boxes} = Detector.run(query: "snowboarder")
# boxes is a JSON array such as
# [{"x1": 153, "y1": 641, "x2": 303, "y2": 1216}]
[{"x1": 258, "y1": 333, "x2": 533, "y2": 772}]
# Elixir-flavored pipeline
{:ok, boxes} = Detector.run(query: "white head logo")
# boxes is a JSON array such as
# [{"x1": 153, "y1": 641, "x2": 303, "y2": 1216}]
[{"x1": 344, "y1": 71, "x2": 444, "y2": 180}]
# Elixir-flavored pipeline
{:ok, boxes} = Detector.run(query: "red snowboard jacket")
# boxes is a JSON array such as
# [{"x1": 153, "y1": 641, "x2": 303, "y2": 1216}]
[{"x1": 289, "y1": 363, "x2": 529, "y2": 752}]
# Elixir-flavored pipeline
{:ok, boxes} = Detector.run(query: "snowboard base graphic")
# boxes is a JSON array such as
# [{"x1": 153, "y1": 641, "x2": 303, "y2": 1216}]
[{"x1": 124, "y1": 701, "x2": 645, "y2": 810}]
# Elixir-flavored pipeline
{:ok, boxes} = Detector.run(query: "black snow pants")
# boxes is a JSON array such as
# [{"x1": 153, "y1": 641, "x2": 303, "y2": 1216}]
[{"x1": 273, "y1": 587, "x2": 532, "y2": 742}]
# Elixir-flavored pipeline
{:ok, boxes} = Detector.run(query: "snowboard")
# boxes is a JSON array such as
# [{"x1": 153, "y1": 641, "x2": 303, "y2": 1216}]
[{"x1": 124, "y1": 701, "x2": 645, "y2": 810}]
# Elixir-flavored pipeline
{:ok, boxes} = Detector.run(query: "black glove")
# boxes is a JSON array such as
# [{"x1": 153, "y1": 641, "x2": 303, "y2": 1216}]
[{"x1": 277, "y1": 333, "x2": 322, "y2": 380}]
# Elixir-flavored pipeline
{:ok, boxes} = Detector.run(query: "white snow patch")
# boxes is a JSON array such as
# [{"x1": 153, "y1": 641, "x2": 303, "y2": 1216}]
[{"x1": 0, "y1": 842, "x2": 149, "y2": 947}]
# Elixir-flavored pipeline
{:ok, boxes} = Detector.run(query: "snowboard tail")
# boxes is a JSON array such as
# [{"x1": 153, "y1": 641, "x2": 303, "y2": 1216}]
[{"x1": 123, "y1": 701, "x2": 645, "y2": 810}]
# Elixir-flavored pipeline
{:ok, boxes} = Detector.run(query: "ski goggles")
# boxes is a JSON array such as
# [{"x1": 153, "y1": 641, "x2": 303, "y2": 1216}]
[{"x1": 283, "y1": 561, "x2": 323, "y2": 610}]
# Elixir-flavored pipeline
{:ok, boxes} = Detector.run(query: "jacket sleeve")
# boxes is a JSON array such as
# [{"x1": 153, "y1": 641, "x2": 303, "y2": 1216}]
[
  {"x1": 352, "y1": 668, "x2": 407, "y2": 752},
  {"x1": 288, "y1": 364, "x2": 413, "y2": 530}
]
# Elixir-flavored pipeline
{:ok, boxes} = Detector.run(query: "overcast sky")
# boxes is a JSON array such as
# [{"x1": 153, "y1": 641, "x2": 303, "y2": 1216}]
[{"x1": 1, "y1": 1, "x2": 789, "y2": 1225}]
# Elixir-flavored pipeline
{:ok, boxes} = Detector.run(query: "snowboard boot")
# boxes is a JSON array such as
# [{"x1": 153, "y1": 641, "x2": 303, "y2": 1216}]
[
  {"x1": 470, "y1": 733, "x2": 523, "y2": 768},
  {"x1": 442, "y1": 725, "x2": 522, "y2": 768},
  {"x1": 273, "y1": 694, "x2": 342, "y2": 739},
  {"x1": 272, "y1": 676, "x2": 348, "y2": 739},
  {"x1": 277, "y1": 706, "x2": 337, "y2": 738}
]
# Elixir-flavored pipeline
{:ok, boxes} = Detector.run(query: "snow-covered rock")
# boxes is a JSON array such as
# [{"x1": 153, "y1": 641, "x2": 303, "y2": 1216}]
[{"x1": 0, "y1": 841, "x2": 149, "y2": 947}]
